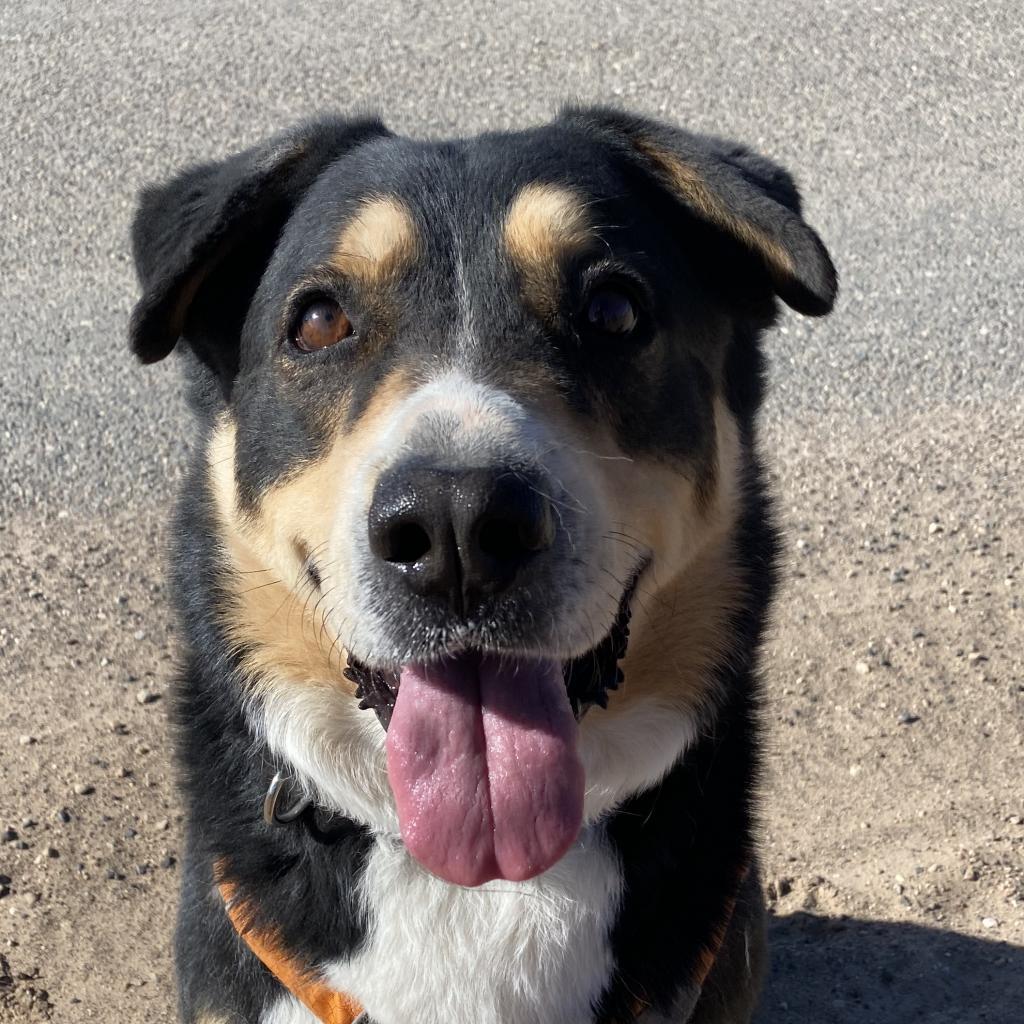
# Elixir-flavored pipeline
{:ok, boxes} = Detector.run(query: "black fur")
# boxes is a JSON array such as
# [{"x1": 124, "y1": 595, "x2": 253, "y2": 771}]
[
  {"x1": 597, "y1": 432, "x2": 778, "y2": 1022},
  {"x1": 129, "y1": 107, "x2": 834, "y2": 1023}
]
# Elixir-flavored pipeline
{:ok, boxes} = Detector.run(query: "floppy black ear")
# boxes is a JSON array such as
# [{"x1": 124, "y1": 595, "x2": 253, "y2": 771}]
[
  {"x1": 559, "y1": 106, "x2": 837, "y2": 316},
  {"x1": 129, "y1": 115, "x2": 391, "y2": 380}
]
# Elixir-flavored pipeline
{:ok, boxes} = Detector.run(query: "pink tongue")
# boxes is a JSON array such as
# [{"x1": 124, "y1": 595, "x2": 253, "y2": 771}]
[{"x1": 386, "y1": 654, "x2": 584, "y2": 886}]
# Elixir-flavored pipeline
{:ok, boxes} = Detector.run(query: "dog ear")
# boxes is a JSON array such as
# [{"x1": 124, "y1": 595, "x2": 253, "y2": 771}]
[
  {"x1": 559, "y1": 106, "x2": 837, "y2": 317},
  {"x1": 129, "y1": 115, "x2": 391, "y2": 382}
]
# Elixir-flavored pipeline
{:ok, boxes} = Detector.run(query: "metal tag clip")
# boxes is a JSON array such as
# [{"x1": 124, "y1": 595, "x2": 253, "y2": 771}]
[{"x1": 262, "y1": 771, "x2": 313, "y2": 826}]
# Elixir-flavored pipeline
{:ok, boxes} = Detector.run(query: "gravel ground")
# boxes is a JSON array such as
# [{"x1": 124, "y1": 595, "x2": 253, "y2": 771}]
[{"x1": 1, "y1": 2, "x2": 1021, "y2": 1022}]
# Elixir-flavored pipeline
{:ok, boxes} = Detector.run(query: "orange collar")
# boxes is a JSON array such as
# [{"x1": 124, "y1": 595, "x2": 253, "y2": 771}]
[{"x1": 219, "y1": 880, "x2": 365, "y2": 1024}]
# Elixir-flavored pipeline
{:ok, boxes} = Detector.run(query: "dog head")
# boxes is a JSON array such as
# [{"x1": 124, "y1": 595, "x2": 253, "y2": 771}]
[{"x1": 131, "y1": 108, "x2": 835, "y2": 886}]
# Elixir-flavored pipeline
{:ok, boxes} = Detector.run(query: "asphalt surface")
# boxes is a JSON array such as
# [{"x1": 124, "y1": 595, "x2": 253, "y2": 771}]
[
  {"x1": 1, "y1": 3, "x2": 1022, "y2": 1023},
  {"x1": 1, "y1": 0, "x2": 1021, "y2": 518}
]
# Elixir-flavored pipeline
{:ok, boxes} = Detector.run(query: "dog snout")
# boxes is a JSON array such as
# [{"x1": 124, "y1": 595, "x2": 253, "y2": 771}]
[{"x1": 368, "y1": 464, "x2": 555, "y2": 617}]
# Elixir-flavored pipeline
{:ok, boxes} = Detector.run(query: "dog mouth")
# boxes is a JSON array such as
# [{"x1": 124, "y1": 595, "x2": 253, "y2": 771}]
[
  {"x1": 343, "y1": 568, "x2": 639, "y2": 729},
  {"x1": 341, "y1": 567, "x2": 642, "y2": 887}
]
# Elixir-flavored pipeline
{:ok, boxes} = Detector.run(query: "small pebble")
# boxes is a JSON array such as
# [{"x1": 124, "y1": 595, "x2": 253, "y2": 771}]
[
  {"x1": 55, "y1": 808, "x2": 72, "y2": 824},
  {"x1": 159, "y1": 855, "x2": 177, "y2": 870},
  {"x1": 963, "y1": 867, "x2": 979, "y2": 881},
  {"x1": 2, "y1": 828, "x2": 18, "y2": 843},
  {"x1": 928, "y1": 522, "x2": 943, "y2": 535},
  {"x1": 18, "y1": 735, "x2": 36, "y2": 747},
  {"x1": 854, "y1": 661, "x2": 870, "y2": 675},
  {"x1": 982, "y1": 917, "x2": 998, "y2": 929},
  {"x1": 136, "y1": 689, "x2": 160, "y2": 706},
  {"x1": 897, "y1": 711, "x2": 920, "y2": 726},
  {"x1": 154, "y1": 819, "x2": 169, "y2": 832},
  {"x1": 73, "y1": 783, "x2": 95, "y2": 796}
]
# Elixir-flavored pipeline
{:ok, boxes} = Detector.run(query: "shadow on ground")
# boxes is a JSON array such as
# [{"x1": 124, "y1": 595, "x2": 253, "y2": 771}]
[{"x1": 755, "y1": 912, "x2": 1020, "y2": 1023}]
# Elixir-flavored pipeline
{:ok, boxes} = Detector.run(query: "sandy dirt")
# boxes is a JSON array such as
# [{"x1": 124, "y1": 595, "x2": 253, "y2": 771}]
[{"x1": 1, "y1": 410, "x2": 1021, "y2": 1023}]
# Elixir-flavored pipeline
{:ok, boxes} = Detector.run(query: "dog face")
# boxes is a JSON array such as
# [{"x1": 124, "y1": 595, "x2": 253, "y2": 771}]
[{"x1": 132, "y1": 109, "x2": 834, "y2": 886}]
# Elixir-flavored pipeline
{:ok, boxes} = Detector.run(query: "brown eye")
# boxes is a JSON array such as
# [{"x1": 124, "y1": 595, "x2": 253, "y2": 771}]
[
  {"x1": 585, "y1": 287, "x2": 637, "y2": 336},
  {"x1": 294, "y1": 299, "x2": 353, "y2": 352}
]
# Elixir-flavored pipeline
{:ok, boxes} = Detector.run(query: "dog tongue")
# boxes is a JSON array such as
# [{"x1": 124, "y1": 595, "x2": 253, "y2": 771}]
[{"x1": 386, "y1": 654, "x2": 583, "y2": 887}]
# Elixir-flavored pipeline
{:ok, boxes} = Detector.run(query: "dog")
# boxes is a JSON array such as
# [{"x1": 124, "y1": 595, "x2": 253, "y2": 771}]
[{"x1": 128, "y1": 106, "x2": 836, "y2": 1024}]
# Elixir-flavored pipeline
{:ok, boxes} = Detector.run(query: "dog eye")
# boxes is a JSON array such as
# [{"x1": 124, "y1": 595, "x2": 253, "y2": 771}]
[
  {"x1": 294, "y1": 299, "x2": 353, "y2": 352},
  {"x1": 584, "y1": 287, "x2": 637, "y2": 336}
]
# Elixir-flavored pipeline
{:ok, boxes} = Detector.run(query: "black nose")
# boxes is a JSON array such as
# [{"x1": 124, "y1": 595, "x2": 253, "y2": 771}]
[{"x1": 368, "y1": 465, "x2": 556, "y2": 616}]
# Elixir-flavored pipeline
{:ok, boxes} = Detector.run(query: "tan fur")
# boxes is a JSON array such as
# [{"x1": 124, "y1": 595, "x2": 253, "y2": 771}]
[
  {"x1": 586, "y1": 398, "x2": 744, "y2": 717},
  {"x1": 330, "y1": 195, "x2": 418, "y2": 286},
  {"x1": 504, "y1": 183, "x2": 596, "y2": 317},
  {"x1": 208, "y1": 419, "x2": 349, "y2": 692},
  {"x1": 620, "y1": 532, "x2": 743, "y2": 713},
  {"x1": 207, "y1": 369, "x2": 415, "y2": 695},
  {"x1": 632, "y1": 137, "x2": 796, "y2": 285}
]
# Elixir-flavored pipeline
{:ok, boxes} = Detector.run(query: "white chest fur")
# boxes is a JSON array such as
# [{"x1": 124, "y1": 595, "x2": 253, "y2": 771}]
[{"x1": 322, "y1": 826, "x2": 622, "y2": 1024}]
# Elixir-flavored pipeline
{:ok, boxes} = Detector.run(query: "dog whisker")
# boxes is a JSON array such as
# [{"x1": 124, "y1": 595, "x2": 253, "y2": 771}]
[{"x1": 238, "y1": 577, "x2": 284, "y2": 596}]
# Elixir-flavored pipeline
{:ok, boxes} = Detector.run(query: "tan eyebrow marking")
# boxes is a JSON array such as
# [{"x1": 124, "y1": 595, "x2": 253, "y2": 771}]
[
  {"x1": 330, "y1": 195, "x2": 419, "y2": 285},
  {"x1": 504, "y1": 183, "x2": 596, "y2": 318}
]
